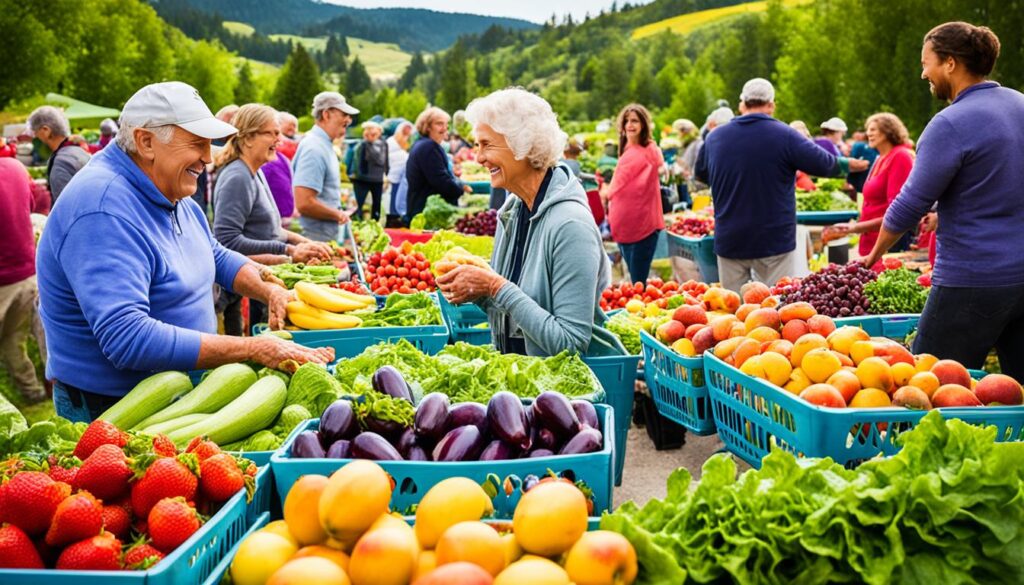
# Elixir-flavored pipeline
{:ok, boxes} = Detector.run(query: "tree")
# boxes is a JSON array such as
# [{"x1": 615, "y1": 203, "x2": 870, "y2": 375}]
[
  {"x1": 320, "y1": 34, "x2": 349, "y2": 73},
  {"x1": 176, "y1": 39, "x2": 237, "y2": 112},
  {"x1": 346, "y1": 57, "x2": 372, "y2": 96},
  {"x1": 629, "y1": 54, "x2": 656, "y2": 108},
  {"x1": 0, "y1": 1, "x2": 62, "y2": 109},
  {"x1": 234, "y1": 62, "x2": 258, "y2": 104},
  {"x1": 398, "y1": 52, "x2": 428, "y2": 92},
  {"x1": 272, "y1": 44, "x2": 323, "y2": 118},
  {"x1": 437, "y1": 41, "x2": 468, "y2": 113}
]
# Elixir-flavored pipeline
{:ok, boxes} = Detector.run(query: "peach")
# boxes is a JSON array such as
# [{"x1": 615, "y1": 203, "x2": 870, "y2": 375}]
[
  {"x1": 759, "y1": 352, "x2": 793, "y2": 387},
  {"x1": 849, "y1": 388, "x2": 892, "y2": 408},
  {"x1": 729, "y1": 321, "x2": 747, "y2": 339},
  {"x1": 915, "y1": 353, "x2": 939, "y2": 372},
  {"x1": 931, "y1": 360, "x2": 972, "y2": 388},
  {"x1": 731, "y1": 338, "x2": 762, "y2": 368},
  {"x1": 779, "y1": 302, "x2": 816, "y2": 323},
  {"x1": 740, "y1": 281, "x2": 772, "y2": 305},
  {"x1": 891, "y1": 386, "x2": 932, "y2": 410},
  {"x1": 435, "y1": 522, "x2": 505, "y2": 576},
  {"x1": 890, "y1": 362, "x2": 917, "y2": 388},
  {"x1": 974, "y1": 374, "x2": 1024, "y2": 406},
  {"x1": 760, "y1": 295, "x2": 781, "y2": 308},
  {"x1": 672, "y1": 338, "x2": 697, "y2": 357},
  {"x1": 744, "y1": 308, "x2": 781, "y2": 333},
  {"x1": 874, "y1": 343, "x2": 915, "y2": 367},
  {"x1": 850, "y1": 340, "x2": 879, "y2": 366},
  {"x1": 806, "y1": 314, "x2": 836, "y2": 337},
  {"x1": 735, "y1": 303, "x2": 759, "y2": 323},
  {"x1": 684, "y1": 323, "x2": 704, "y2": 340},
  {"x1": 563, "y1": 531, "x2": 638, "y2": 585},
  {"x1": 907, "y1": 371, "x2": 941, "y2": 398},
  {"x1": 931, "y1": 384, "x2": 982, "y2": 408},
  {"x1": 691, "y1": 327, "x2": 717, "y2": 355},
  {"x1": 704, "y1": 287, "x2": 741, "y2": 313},
  {"x1": 713, "y1": 337, "x2": 745, "y2": 360},
  {"x1": 826, "y1": 370, "x2": 862, "y2": 404},
  {"x1": 856, "y1": 357, "x2": 894, "y2": 394},
  {"x1": 762, "y1": 339, "x2": 793, "y2": 360},
  {"x1": 781, "y1": 319, "x2": 810, "y2": 344},
  {"x1": 831, "y1": 351, "x2": 854, "y2": 367},
  {"x1": 791, "y1": 334, "x2": 829, "y2": 368},
  {"x1": 672, "y1": 305, "x2": 707, "y2": 327},
  {"x1": 656, "y1": 320, "x2": 686, "y2": 344},
  {"x1": 801, "y1": 348, "x2": 843, "y2": 383},
  {"x1": 827, "y1": 326, "x2": 871, "y2": 356},
  {"x1": 710, "y1": 316, "x2": 738, "y2": 342},
  {"x1": 784, "y1": 368, "x2": 812, "y2": 394},
  {"x1": 747, "y1": 326, "x2": 781, "y2": 344},
  {"x1": 800, "y1": 384, "x2": 847, "y2": 408},
  {"x1": 413, "y1": 562, "x2": 493, "y2": 585}
]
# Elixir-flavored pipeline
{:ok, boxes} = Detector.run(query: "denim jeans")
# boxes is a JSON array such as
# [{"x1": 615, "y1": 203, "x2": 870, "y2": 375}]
[
  {"x1": 618, "y1": 230, "x2": 661, "y2": 283},
  {"x1": 353, "y1": 180, "x2": 383, "y2": 220},
  {"x1": 53, "y1": 381, "x2": 120, "y2": 423},
  {"x1": 913, "y1": 283, "x2": 1024, "y2": 381}
]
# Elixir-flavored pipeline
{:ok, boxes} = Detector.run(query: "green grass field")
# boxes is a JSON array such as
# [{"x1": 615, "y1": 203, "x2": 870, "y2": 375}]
[
  {"x1": 223, "y1": 20, "x2": 256, "y2": 36},
  {"x1": 632, "y1": 0, "x2": 812, "y2": 40}
]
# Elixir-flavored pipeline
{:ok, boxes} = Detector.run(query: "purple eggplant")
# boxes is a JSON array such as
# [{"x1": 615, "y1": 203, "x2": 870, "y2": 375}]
[
  {"x1": 535, "y1": 428, "x2": 559, "y2": 451},
  {"x1": 365, "y1": 415, "x2": 405, "y2": 439},
  {"x1": 528, "y1": 448, "x2": 555, "y2": 458},
  {"x1": 479, "y1": 440, "x2": 516, "y2": 461},
  {"x1": 396, "y1": 428, "x2": 418, "y2": 454},
  {"x1": 320, "y1": 400, "x2": 358, "y2": 444},
  {"x1": 292, "y1": 431, "x2": 326, "y2": 458},
  {"x1": 533, "y1": 391, "x2": 581, "y2": 440},
  {"x1": 352, "y1": 432, "x2": 404, "y2": 460},
  {"x1": 487, "y1": 392, "x2": 531, "y2": 450},
  {"x1": 433, "y1": 425, "x2": 485, "y2": 461},
  {"x1": 406, "y1": 445, "x2": 430, "y2": 461},
  {"x1": 559, "y1": 427, "x2": 603, "y2": 455},
  {"x1": 415, "y1": 393, "x2": 450, "y2": 440},
  {"x1": 372, "y1": 365, "x2": 413, "y2": 403},
  {"x1": 326, "y1": 439, "x2": 351, "y2": 459},
  {"x1": 571, "y1": 400, "x2": 599, "y2": 430},
  {"x1": 446, "y1": 402, "x2": 488, "y2": 434}
]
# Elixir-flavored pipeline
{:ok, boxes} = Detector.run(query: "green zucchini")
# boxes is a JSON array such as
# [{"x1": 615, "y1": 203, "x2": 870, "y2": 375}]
[
  {"x1": 100, "y1": 371, "x2": 193, "y2": 430},
  {"x1": 167, "y1": 376, "x2": 288, "y2": 447},
  {"x1": 139, "y1": 414, "x2": 209, "y2": 436},
  {"x1": 133, "y1": 364, "x2": 257, "y2": 430}
]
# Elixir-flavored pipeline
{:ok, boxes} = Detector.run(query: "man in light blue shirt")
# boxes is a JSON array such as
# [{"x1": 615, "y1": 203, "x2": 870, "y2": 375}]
[{"x1": 293, "y1": 91, "x2": 360, "y2": 241}]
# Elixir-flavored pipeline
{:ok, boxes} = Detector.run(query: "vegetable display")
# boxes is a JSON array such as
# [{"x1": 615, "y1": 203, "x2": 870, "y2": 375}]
[
  {"x1": 599, "y1": 279, "x2": 707, "y2": 311},
  {"x1": 795, "y1": 188, "x2": 859, "y2": 212},
  {"x1": 605, "y1": 311, "x2": 648, "y2": 355},
  {"x1": 364, "y1": 242, "x2": 437, "y2": 295},
  {"x1": 351, "y1": 220, "x2": 390, "y2": 254},
  {"x1": 454, "y1": 209, "x2": 498, "y2": 236},
  {"x1": 602, "y1": 412, "x2": 1024, "y2": 585},
  {"x1": 266, "y1": 263, "x2": 340, "y2": 289},
  {"x1": 410, "y1": 195, "x2": 467, "y2": 230},
  {"x1": 357, "y1": 292, "x2": 443, "y2": 327},
  {"x1": 864, "y1": 267, "x2": 930, "y2": 314},
  {"x1": 412, "y1": 229, "x2": 494, "y2": 265}
]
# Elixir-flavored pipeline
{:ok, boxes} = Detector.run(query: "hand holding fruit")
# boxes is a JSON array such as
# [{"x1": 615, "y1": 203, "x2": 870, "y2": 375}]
[
  {"x1": 288, "y1": 242, "x2": 333, "y2": 264},
  {"x1": 437, "y1": 265, "x2": 506, "y2": 304}
]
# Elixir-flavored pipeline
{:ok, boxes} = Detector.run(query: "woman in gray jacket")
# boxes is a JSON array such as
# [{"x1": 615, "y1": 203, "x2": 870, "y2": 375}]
[
  {"x1": 437, "y1": 89, "x2": 611, "y2": 356},
  {"x1": 351, "y1": 121, "x2": 389, "y2": 220}
]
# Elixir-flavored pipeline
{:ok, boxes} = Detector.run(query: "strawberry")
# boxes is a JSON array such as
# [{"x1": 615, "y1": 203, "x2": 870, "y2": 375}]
[
  {"x1": 47, "y1": 454, "x2": 81, "y2": 486},
  {"x1": 102, "y1": 502, "x2": 132, "y2": 540},
  {"x1": 199, "y1": 454, "x2": 245, "y2": 503},
  {"x1": 130, "y1": 454, "x2": 199, "y2": 519},
  {"x1": 74, "y1": 420, "x2": 128, "y2": 460},
  {"x1": 76, "y1": 444, "x2": 133, "y2": 501},
  {"x1": 151, "y1": 434, "x2": 178, "y2": 458},
  {"x1": 56, "y1": 531, "x2": 123, "y2": 570},
  {"x1": 148, "y1": 497, "x2": 201, "y2": 553},
  {"x1": 46, "y1": 491, "x2": 105, "y2": 547},
  {"x1": 123, "y1": 540, "x2": 165, "y2": 570},
  {"x1": 185, "y1": 437, "x2": 221, "y2": 462},
  {"x1": 0, "y1": 524, "x2": 44, "y2": 569},
  {"x1": 2, "y1": 471, "x2": 72, "y2": 536}
]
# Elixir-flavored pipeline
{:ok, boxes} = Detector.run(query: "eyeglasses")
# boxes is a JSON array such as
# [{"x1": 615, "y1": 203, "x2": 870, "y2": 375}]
[{"x1": 255, "y1": 130, "x2": 281, "y2": 139}]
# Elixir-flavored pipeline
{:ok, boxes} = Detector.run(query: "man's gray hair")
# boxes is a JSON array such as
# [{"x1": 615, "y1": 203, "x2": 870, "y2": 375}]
[
  {"x1": 27, "y1": 106, "x2": 70, "y2": 138},
  {"x1": 277, "y1": 111, "x2": 298, "y2": 126},
  {"x1": 465, "y1": 88, "x2": 567, "y2": 170},
  {"x1": 115, "y1": 122, "x2": 176, "y2": 154},
  {"x1": 707, "y1": 107, "x2": 735, "y2": 128}
]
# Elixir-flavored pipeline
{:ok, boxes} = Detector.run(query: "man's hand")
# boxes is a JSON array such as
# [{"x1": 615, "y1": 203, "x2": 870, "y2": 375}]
[
  {"x1": 463, "y1": 184, "x2": 474, "y2": 194},
  {"x1": 920, "y1": 211, "x2": 938, "y2": 233},
  {"x1": 289, "y1": 242, "x2": 332, "y2": 264},
  {"x1": 848, "y1": 158, "x2": 870, "y2": 172},
  {"x1": 265, "y1": 285, "x2": 294, "y2": 330},
  {"x1": 248, "y1": 336, "x2": 334, "y2": 369},
  {"x1": 437, "y1": 264, "x2": 505, "y2": 304}
]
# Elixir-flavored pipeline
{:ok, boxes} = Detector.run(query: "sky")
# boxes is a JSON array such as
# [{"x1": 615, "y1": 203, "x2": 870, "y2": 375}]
[{"x1": 324, "y1": 0, "x2": 657, "y2": 24}]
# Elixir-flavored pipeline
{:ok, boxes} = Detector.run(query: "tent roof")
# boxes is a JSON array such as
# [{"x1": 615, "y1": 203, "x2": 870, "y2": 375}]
[{"x1": 45, "y1": 93, "x2": 120, "y2": 122}]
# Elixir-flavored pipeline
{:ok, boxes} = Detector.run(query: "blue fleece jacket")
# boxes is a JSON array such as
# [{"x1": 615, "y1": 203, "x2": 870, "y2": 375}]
[
  {"x1": 695, "y1": 113, "x2": 839, "y2": 259},
  {"x1": 883, "y1": 82, "x2": 1024, "y2": 287},
  {"x1": 36, "y1": 144, "x2": 249, "y2": 396}
]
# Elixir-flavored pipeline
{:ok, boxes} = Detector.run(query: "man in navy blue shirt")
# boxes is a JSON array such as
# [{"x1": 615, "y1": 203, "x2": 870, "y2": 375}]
[{"x1": 695, "y1": 78, "x2": 867, "y2": 292}]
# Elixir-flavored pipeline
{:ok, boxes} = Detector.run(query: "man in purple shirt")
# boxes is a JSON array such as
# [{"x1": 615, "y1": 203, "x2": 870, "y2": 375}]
[{"x1": 863, "y1": 22, "x2": 1024, "y2": 380}]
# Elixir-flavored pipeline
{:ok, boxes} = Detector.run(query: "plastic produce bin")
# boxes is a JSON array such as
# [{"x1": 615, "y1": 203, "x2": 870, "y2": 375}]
[
  {"x1": 666, "y1": 232, "x2": 718, "y2": 283},
  {"x1": 583, "y1": 354, "x2": 641, "y2": 486},
  {"x1": 437, "y1": 292, "x2": 492, "y2": 346},
  {"x1": 639, "y1": 329, "x2": 716, "y2": 435}
]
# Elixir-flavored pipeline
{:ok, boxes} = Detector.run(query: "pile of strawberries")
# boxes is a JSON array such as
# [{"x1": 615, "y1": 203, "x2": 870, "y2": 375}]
[{"x1": 0, "y1": 420, "x2": 254, "y2": 571}]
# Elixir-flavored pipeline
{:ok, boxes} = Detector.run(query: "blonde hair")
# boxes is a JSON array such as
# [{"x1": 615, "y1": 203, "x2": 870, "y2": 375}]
[
  {"x1": 215, "y1": 104, "x2": 278, "y2": 169},
  {"x1": 415, "y1": 107, "x2": 450, "y2": 137}
]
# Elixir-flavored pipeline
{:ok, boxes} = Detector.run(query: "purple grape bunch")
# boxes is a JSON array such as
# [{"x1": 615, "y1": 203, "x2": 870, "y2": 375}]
[
  {"x1": 455, "y1": 209, "x2": 498, "y2": 236},
  {"x1": 782, "y1": 263, "x2": 876, "y2": 318}
]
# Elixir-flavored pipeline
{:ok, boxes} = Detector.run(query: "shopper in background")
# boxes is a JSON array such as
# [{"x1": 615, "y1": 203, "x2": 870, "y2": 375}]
[
  {"x1": 602, "y1": 104, "x2": 666, "y2": 283},
  {"x1": 405, "y1": 106, "x2": 472, "y2": 221},
  {"x1": 386, "y1": 121, "x2": 413, "y2": 223},
  {"x1": 815, "y1": 117, "x2": 849, "y2": 156},
  {"x1": 26, "y1": 105, "x2": 91, "y2": 203},
  {"x1": 97, "y1": 118, "x2": 118, "y2": 151},
  {"x1": 350, "y1": 121, "x2": 389, "y2": 221},
  {"x1": 847, "y1": 128, "x2": 879, "y2": 192},
  {"x1": 275, "y1": 111, "x2": 300, "y2": 160},
  {"x1": 561, "y1": 139, "x2": 584, "y2": 180}
]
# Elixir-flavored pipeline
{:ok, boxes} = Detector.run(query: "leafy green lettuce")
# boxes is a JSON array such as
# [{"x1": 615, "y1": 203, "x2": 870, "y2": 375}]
[
  {"x1": 357, "y1": 292, "x2": 442, "y2": 327},
  {"x1": 412, "y1": 230, "x2": 494, "y2": 264},
  {"x1": 0, "y1": 417, "x2": 87, "y2": 460},
  {"x1": 351, "y1": 220, "x2": 390, "y2": 253}
]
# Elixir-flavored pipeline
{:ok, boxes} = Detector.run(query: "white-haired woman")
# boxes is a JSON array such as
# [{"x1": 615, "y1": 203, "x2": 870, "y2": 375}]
[
  {"x1": 404, "y1": 106, "x2": 472, "y2": 222},
  {"x1": 350, "y1": 121, "x2": 389, "y2": 220},
  {"x1": 437, "y1": 88, "x2": 611, "y2": 356},
  {"x1": 386, "y1": 121, "x2": 413, "y2": 221}
]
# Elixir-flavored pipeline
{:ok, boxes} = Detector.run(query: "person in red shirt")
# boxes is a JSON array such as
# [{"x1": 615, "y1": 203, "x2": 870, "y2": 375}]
[
  {"x1": 0, "y1": 158, "x2": 47, "y2": 403},
  {"x1": 827, "y1": 113, "x2": 914, "y2": 264},
  {"x1": 602, "y1": 103, "x2": 665, "y2": 283}
]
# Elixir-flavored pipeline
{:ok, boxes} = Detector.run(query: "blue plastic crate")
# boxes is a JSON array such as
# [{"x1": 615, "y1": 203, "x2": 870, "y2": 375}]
[
  {"x1": 704, "y1": 352, "x2": 1023, "y2": 469},
  {"x1": 583, "y1": 354, "x2": 641, "y2": 487},
  {"x1": 245, "y1": 463, "x2": 273, "y2": 525},
  {"x1": 437, "y1": 292, "x2": 492, "y2": 346},
  {"x1": 639, "y1": 329, "x2": 716, "y2": 435},
  {"x1": 666, "y1": 232, "x2": 718, "y2": 283},
  {"x1": 834, "y1": 314, "x2": 920, "y2": 340},
  {"x1": 0, "y1": 466, "x2": 259, "y2": 584},
  {"x1": 270, "y1": 405, "x2": 615, "y2": 517},
  {"x1": 202, "y1": 513, "x2": 270, "y2": 585},
  {"x1": 796, "y1": 210, "x2": 859, "y2": 225}
]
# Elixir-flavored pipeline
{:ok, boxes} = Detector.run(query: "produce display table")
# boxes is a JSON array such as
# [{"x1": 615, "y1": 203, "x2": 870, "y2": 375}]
[
  {"x1": 466, "y1": 180, "x2": 492, "y2": 194},
  {"x1": 796, "y1": 210, "x2": 859, "y2": 225}
]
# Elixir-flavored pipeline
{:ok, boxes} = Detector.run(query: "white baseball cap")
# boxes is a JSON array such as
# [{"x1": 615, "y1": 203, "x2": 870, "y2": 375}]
[
  {"x1": 312, "y1": 91, "x2": 360, "y2": 118},
  {"x1": 739, "y1": 78, "x2": 775, "y2": 104},
  {"x1": 120, "y1": 81, "x2": 237, "y2": 140},
  {"x1": 820, "y1": 117, "x2": 848, "y2": 132}
]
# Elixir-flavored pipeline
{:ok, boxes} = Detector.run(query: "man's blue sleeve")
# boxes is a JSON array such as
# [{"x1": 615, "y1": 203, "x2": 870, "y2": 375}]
[{"x1": 883, "y1": 116, "x2": 961, "y2": 234}]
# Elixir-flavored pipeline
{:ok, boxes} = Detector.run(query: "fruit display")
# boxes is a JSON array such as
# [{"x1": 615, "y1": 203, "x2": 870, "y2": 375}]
[
  {"x1": 364, "y1": 242, "x2": 437, "y2": 295},
  {"x1": 287, "y1": 281, "x2": 375, "y2": 330},
  {"x1": 330, "y1": 279, "x2": 372, "y2": 296},
  {"x1": 646, "y1": 282, "x2": 776, "y2": 356},
  {"x1": 602, "y1": 412, "x2": 1024, "y2": 584},
  {"x1": 454, "y1": 209, "x2": 498, "y2": 236},
  {"x1": 326, "y1": 239, "x2": 356, "y2": 265},
  {"x1": 266, "y1": 263, "x2": 341, "y2": 290},
  {"x1": 667, "y1": 214, "x2": 715, "y2": 238},
  {"x1": 351, "y1": 220, "x2": 390, "y2": 254},
  {"x1": 863, "y1": 267, "x2": 930, "y2": 314},
  {"x1": 228, "y1": 460, "x2": 637, "y2": 585},
  {"x1": 289, "y1": 384, "x2": 604, "y2": 462},
  {"x1": 0, "y1": 419, "x2": 255, "y2": 571},
  {"x1": 777, "y1": 263, "x2": 877, "y2": 317},
  {"x1": 599, "y1": 278, "x2": 707, "y2": 311}
]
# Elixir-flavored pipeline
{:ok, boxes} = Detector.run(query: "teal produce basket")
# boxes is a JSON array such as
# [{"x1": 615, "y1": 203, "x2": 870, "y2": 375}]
[
  {"x1": 796, "y1": 210, "x2": 859, "y2": 225},
  {"x1": 202, "y1": 513, "x2": 270, "y2": 585},
  {"x1": 271, "y1": 405, "x2": 615, "y2": 517},
  {"x1": 834, "y1": 313, "x2": 920, "y2": 340},
  {"x1": 639, "y1": 329, "x2": 716, "y2": 435},
  {"x1": 583, "y1": 354, "x2": 641, "y2": 487},
  {"x1": 666, "y1": 232, "x2": 718, "y2": 283},
  {"x1": 704, "y1": 352, "x2": 1021, "y2": 469},
  {"x1": 437, "y1": 292, "x2": 492, "y2": 345}
]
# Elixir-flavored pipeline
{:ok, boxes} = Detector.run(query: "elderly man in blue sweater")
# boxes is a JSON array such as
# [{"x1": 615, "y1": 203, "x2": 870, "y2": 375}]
[
  {"x1": 36, "y1": 82, "x2": 334, "y2": 422},
  {"x1": 863, "y1": 22, "x2": 1024, "y2": 380}
]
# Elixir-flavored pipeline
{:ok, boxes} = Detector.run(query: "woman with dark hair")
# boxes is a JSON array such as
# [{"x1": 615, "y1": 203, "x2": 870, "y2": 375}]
[{"x1": 601, "y1": 103, "x2": 665, "y2": 283}]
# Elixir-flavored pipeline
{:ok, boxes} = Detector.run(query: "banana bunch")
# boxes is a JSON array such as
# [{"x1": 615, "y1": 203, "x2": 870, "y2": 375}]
[
  {"x1": 287, "y1": 282, "x2": 376, "y2": 330},
  {"x1": 433, "y1": 246, "x2": 492, "y2": 276}
]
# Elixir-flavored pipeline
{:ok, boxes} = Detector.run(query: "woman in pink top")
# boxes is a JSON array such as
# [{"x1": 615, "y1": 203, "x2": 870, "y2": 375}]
[
  {"x1": 828, "y1": 113, "x2": 914, "y2": 263},
  {"x1": 603, "y1": 103, "x2": 665, "y2": 283}
]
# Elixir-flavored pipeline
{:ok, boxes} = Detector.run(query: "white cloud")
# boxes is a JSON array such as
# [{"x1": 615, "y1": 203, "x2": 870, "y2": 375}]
[{"x1": 323, "y1": 0, "x2": 656, "y2": 24}]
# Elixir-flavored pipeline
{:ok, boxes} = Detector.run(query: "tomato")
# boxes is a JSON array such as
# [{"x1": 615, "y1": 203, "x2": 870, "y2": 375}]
[
  {"x1": 374, "y1": 286, "x2": 388, "y2": 295},
  {"x1": 416, "y1": 281, "x2": 428, "y2": 290},
  {"x1": 633, "y1": 283, "x2": 644, "y2": 294},
  {"x1": 409, "y1": 268, "x2": 420, "y2": 280},
  {"x1": 397, "y1": 267, "x2": 409, "y2": 277},
  {"x1": 414, "y1": 252, "x2": 426, "y2": 261},
  {"x1": 388, "y1": 276, "x2": 397, "y2": 286},
  {"x1": 384, "y1": 265, "x2": 396, "y2": 276},
  {"x1": 385, "y1": 248, "x2": 399, "y2": 260}
]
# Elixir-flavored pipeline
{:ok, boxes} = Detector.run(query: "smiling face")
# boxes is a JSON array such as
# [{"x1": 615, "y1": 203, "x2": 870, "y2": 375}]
[
  {"x1": 623, "y1": 112, "x2": 643, "y2": 143},
  {"x1": 428, "y1": 116, "x2": 450, "y2": 143},
  {"x1": 865, "y1": 121, "x2": 887, "y2": 150},
  {"x1": 246, "y1": 119, "x2": 280, "y2": 166},
  {"x1": 921, "y1": 41, "x2": 955, "y2": 101},
  {"x1": 474, "y1": 123, "x2": 530, "y2": 191},
  {"x1": 141, "y1": 126, "x2": 212, "y2": 202}
]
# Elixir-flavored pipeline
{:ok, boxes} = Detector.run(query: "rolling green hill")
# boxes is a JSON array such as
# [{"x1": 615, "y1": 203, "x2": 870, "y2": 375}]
[{"x1": 632, "y1": 0, "x2": 811, "y2": 39}]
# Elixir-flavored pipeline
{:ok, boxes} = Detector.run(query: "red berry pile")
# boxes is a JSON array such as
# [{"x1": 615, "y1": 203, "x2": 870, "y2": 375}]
[
  {"x1": 454, "y1": 209, "x2": 498, "y2": 236},
  {"x1": 778, "y1": 263, "x2": 877, "y2": 317},
  {"x1": 364, "y1": 242, "x2": 436, "y2": 295},
  {"x1": 668, "y1": 216, "x2": 715, "y2": 238}
]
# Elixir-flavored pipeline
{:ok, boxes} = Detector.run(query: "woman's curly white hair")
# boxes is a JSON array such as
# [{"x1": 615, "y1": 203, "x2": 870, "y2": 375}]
[{"x1": 465, "y1": 88, "x2": 567, "y2": 170}]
